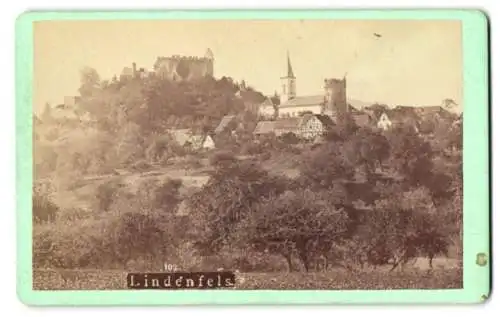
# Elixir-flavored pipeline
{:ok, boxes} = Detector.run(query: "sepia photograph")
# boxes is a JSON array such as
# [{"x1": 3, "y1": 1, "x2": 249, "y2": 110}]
[{"x1": 32, "y1": 19, "x2": 463, "y2": 291}]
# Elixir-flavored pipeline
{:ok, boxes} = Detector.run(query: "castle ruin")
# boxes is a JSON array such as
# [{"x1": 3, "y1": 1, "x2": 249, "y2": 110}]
[{"x1": 153, "y1": 48, "x2": 214, "y2": 81}]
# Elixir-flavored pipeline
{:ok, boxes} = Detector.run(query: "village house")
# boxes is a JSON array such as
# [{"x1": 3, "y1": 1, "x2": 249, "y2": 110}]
[
  {"x1": 253, "y1": 113, "x2": 334, "y2": 140},
  {"x1": 377, "y1": 112, "x2": 392, "y2": 130},
  {"x1": 297, "y1": 114, "x2": 335, "y2": 139},
  {"x1": 258, "y1": 98, "x2": 278, "y2": 119},
  {"x1": 46, "y1": 99, "x2": 93, "y2": 125},
  {"x1": 376, "y1": 106, "x2": 421, "y2": 132},
  {"x1": 253, "y1": 121, "x2": 277, "y2": 137},
  {"x1": 351, "y1": 111, "x2": 374, "y2": 128},
  {"x1": 168, "y1": 129, "x2": 215, "y2": 151},
  {"x1": 214, "y1": 115, "x2": 240, "y2": 135},
  {"x1": 414, "y1": 105, "x2": 454, "y2": 122},
  {"x1": 278, "y1": 96, "x2": 325, "y2": 118}
]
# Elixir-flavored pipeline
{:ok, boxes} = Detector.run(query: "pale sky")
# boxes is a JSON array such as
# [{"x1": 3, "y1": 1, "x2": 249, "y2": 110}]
[{"x1": 34, "y1": 19, "x2": 462, "y2": 112}]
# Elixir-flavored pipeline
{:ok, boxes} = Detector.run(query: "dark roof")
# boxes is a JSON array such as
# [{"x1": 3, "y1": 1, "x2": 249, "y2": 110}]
[
  {"x1": 312, "y1": 114, "x2": 335, "y2": 128},
  {"x1": 253, "y1": 121, "x2": 276, "y2": 134},
  {"x1": 381, "y1": 107, "x2": 420, "y2": 128},
  {"x1": 416, "y1": 106, "x2": 447, "y2": 114},
  {"x1": 348, "y1": 99, "x2": 373, "y2": 111},
  {"x1": 348, "y1": 104, "x2": 358, "y2": 112},
  {"x1": 363, "y1": 109, "x2": 376, "y2": 118},
  {"x1": 214, "y1": 115, "x2": 236, "y2": 134},
  {"x1": 351, "y1": 112, "x2": 372, "y2": 127},
  {"x1": 389, "y1": 106, "x2": 419, "y2": 119},
  {"x1": 274, "y1": 117, "x2": 301, "y2": 130},
  {"x1": 415, "y1": 106, "x2": 454, "y2": 120},
  {"x1": 238, "y1": 89, "x2": 266, "y2": 104},
  {"x1": 260, "y1": 98, "x2": 276, "y2": 107}
]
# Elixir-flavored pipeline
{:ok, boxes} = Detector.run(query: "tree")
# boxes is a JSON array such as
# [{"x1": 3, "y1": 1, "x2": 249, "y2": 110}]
[
  {"x1": 235, "y1": 189, "x2": 349, "y2": 272},
  {"x1": 33, "y1": 189, "x2": 59, "y2": 223},
  {"x1": 360, "y1": 187, "x2": 449, "y2": 271},
  {"x1": 279, "y1": 132, "x2": 300, "y2": 145},
  {"x1": 344, "y1": 127, "x2": 390, "y2": 175},
  {"x1": 385, "y1": 126, "x2": 434, "y2": 186},
  {"x1": 442, "y1": 98, "x2": 458, "y2": 109},
  {"x1": 299, "y1": 142, "x2": 355, "y2": 190},
  {"x1": 114, "y1": 122, "x2": 145, "y2": 166},
  {"x1": 107, "y1": 212, "x2": 167, "y2": 267},
  {"x1": 441, "y1": 119, "x2": 463, "y2": 152},
  {"x1": 78, "y1": 66, "x2": 101, "y2": 98},
  {"x1": 333, "y1": 112, "x2": 358, "y2": 138},
  {"x1": 188, "y1": 159, "x2": 287, "y2": 254},
  {"x1": 365, "y1": 103, "x2": 389, "y2": 121},
  {"x1": 153, "y1": 178, "x2": 183, "y2": 211}
]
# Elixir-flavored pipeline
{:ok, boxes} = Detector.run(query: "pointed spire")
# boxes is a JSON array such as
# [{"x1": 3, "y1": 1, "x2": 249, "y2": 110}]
[{"x1": 287, "y1": 51, "x2": 294, "y2": 78}]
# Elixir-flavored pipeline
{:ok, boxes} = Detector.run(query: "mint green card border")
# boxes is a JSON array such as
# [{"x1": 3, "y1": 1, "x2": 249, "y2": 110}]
[{"x1": 16, "y1": 9, "x2": 490, "y2": 305}]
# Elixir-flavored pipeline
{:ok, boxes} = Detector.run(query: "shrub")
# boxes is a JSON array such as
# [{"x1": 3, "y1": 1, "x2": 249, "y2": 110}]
[
  {"x1": 130, "y1": 159, "x2": 152, "y2": 172},
  {"x1": 33, "y1": 191, "x2": 59, "y2": 223},
  {"x1": 240, "y1": 142, "x2": 263, "y2": 155},
  {"x1": 145, "y1": 137, "x2": 171, "y2": 163},
  {"x1": 95, "y1": 179, "x2": 123, "y2": 212},
  {"x1": 279, "y1": 132, "x2": 300, "y2": 145},
  {"x1": 209, "y1": 150, "x2": 238, "y2": 168},
  {"x1": 184, "y1": 155, "x2": 203, "y2": 169},
  {"x1": 153, "y1": 178, "x2": 183, "y2": 212}
]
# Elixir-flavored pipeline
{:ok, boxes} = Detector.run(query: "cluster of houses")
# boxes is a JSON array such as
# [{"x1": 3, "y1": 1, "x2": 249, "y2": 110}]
[
  {"x1": 165, "y1": 102, "x2": 460, "y2": 153},
  {"x1": 39, "y1": 52, "x2": 460, "y2": 153},
  {"x1": 243, "y1": 52, "x2": 461, "y2": 142}
]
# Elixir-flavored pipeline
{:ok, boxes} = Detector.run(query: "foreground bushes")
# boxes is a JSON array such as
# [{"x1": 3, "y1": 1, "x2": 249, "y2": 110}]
[
  {"x1": 33, "y1": 189, "x2": 59, "y2": 223},
  {"x1": 33, "y1": 177, "x2": 186, "y2": 270}
]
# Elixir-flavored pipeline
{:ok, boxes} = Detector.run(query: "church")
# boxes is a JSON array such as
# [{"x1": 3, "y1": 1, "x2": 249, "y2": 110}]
[{"x1": 259, "y1": 53, "x2": 349, "y2": 120}]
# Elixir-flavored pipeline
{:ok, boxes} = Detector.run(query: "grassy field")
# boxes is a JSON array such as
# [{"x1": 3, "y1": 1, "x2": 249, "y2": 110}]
[
  {"x1": 45, "y1": 152, "x2": 299, "y2": 215},
  {"x1": 33, "y1": 268, "x2": 462, "y2": 290}
]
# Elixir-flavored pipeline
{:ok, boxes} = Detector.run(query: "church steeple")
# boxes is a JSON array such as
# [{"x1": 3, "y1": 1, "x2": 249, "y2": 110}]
[
  {"x1": 280, "y1": 51, "x2": 296, "y2": 104},
  {"x1": 287, "y1": 51, "x2": 295, "y2": 78}
]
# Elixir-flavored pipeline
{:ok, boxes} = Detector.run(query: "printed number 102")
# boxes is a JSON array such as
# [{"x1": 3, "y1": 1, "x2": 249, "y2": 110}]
[{"x1": 163, "y1": 263, "x2": 178, "y2": 272}]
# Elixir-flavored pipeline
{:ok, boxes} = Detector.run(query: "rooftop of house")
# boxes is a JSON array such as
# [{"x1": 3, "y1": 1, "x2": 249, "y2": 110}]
[
  {"x1": 214, "y1": 115, "x2": 237, "y2": 134},
  {"x1": 308, "y1": 114, "x2": 335, "y2": 128},
  {"x1": 351, "y1": 112, "x2": 373, "y2": 127},
  {"x1": 260, "y1": 97, "x2": 278, "y2": 107},
  {"x1": 253, "y1": 114, "x2": 334, "y2": 134},
  {"x1": 253, "y1": 121, "x2": 276, "y2": 134},
  {"x1": 274, "y1": 117, "x2": 302, "y2": 130},
  {"x1": 414, "y1": 106, "x2": 450, "y2": 116},
  {"x1": 279, "y1": 95, "x2": 325, "y2": 108},
  {"x1": 167, "y1": 128, "x2": 209, "y2": 147}
]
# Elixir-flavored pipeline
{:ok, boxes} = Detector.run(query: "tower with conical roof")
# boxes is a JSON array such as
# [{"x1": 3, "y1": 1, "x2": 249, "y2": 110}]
[{"x1": 280, "y1": 51, "x2": 296, "y2": 104}]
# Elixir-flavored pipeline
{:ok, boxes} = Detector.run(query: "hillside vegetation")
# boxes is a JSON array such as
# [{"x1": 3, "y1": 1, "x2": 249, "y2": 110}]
[{"x1": 33, "y1": 66, "x2": 463, "y2": 290}]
